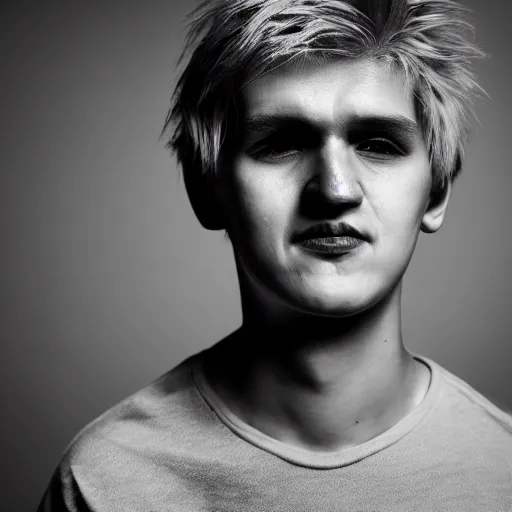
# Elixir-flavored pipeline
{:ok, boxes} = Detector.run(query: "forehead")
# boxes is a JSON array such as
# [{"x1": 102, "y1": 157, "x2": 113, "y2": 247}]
[{"x1": 240, "y1": 58, "x2": 416, "y2": 128}]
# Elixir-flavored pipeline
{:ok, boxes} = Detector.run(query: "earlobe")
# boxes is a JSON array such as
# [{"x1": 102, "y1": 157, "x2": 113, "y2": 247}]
[{"x1": 420, "y1": 180, "x2": 452, "y2": 234}]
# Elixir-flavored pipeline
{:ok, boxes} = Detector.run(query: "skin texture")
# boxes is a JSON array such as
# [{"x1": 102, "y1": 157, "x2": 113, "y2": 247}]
[{"x1": 203, "y1": 57, "x2": 451, "y2": 452}]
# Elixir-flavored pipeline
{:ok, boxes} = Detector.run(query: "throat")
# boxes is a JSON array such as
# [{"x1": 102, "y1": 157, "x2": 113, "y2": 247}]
[{"x1": 203, "y1": 335, "x2": 430, "y2": 453}]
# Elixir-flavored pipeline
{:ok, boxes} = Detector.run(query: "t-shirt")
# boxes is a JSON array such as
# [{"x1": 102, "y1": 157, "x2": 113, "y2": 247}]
[{"x1": 37, "y1": 349, "x2": 512, "y2": 512}]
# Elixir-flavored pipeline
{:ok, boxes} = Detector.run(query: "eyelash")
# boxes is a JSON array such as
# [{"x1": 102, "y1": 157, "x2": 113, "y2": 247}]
[
  {"x1": 249, "y1": 137, "x2": 404, "y2": 161},
  {"x1": 355, "y1": 138, "x2": 403, "y2": 157},
  {"x1": 250, "y1": 141, "x2": 303, "y2": 160}
]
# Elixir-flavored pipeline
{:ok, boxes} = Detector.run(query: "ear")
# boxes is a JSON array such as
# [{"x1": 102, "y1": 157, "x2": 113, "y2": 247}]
[
  {"x1": 183, "y1": 166, "x2": 225, "y2": 231},
  {"x1": 420, "y1": 179, "x2": 452, "y2": 234}
]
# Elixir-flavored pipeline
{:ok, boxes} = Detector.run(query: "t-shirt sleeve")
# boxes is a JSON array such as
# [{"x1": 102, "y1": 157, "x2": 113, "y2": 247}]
[
  {"x1": 34, "y1": 430, "x2": 171, "y2": 512},
  {"x1": 36, "y1": 465, "x2": 93, "y2": 512}
]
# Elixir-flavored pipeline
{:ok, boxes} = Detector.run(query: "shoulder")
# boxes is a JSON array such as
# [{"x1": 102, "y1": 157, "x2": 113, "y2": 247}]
[
  {"x1": 430, "y1": 357, "x2": 512, "y2": 446},
  {"x1": 66, "y1": 350, "x2": 214, "y2": 467},
  {"x1": 38, "y1": 351, "x2": 214, "y2": 511},
  {"x1": 438, "y1": 362, "x2": 512, "y2": 421}
]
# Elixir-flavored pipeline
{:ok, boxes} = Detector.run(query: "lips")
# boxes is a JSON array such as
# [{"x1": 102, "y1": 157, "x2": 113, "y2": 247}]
[
  {"x1": 293, "y1": 221, "x2": 368, "y2": 242},
  {"x1": 292, "y1": 221, "x2": 368, "y2": 256}
]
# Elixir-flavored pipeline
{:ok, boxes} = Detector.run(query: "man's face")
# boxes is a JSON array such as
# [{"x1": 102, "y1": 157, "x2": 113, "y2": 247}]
[{"x1": 217, "y1": 58, "x2": 440, "y2": 317}]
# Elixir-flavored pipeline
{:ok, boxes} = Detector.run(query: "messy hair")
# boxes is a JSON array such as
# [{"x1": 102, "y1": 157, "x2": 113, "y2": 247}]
[{"x1": 163, "y1": 0, "x2": 485, "y2": 201}]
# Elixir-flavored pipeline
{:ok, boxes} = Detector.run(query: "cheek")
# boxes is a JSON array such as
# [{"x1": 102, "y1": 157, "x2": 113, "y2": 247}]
[
  {"x1": 228, "y1": 164, "x2": 293, "y2": 252},
  {"x1": 371, "y1": 165, "x2": 432, "y2": 234}
]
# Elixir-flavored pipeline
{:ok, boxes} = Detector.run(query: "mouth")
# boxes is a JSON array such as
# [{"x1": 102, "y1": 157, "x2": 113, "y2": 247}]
[
  {"x1": 296, "y1": 235, "x2": 364, "y2": 254},
  {"x1": 292, "y1": 222, "x2": 368, "y2": 257}
]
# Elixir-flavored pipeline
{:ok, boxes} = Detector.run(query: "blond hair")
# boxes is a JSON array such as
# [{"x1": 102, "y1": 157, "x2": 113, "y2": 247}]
[{"x1": 164, "y1": 0, "x2": 485, "y2": 199}]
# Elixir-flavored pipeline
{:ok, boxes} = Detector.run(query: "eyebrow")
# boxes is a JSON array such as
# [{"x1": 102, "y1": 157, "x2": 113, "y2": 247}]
[
  {"x1": 243, "y1": 112, "x2": 420, "y2": 138},
  {"x1": 347, "y1": 115, "x2": 420, "y2": 139},
  {"x1": 244, "y1": 113, "x2": 311, "y2": 134}
]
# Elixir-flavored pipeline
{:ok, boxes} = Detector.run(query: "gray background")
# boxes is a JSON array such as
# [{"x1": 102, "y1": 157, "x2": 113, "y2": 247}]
[{"x1": 1, "y1": 1, "x2": 510, "y2": 510}]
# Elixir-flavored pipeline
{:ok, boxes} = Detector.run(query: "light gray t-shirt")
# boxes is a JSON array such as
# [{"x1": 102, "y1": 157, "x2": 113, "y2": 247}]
[{"x1": 37, "y1": 350, "x2": 512, "y2": 511}]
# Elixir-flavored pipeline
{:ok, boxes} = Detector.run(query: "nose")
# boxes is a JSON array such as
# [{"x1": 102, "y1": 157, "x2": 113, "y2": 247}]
[{"x1": 301, "y1": 137, "x2": 363, "y2": 217}]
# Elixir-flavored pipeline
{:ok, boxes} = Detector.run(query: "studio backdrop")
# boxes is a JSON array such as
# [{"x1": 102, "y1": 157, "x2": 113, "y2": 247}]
[{"x1": 0, "y1": 1, "x2": 510, "y2": 510}]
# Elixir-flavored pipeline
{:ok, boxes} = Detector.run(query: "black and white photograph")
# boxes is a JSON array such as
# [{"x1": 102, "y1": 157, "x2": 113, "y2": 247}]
[{"x1": 1, "y1": 1, "x2": 511, "y2": 510}]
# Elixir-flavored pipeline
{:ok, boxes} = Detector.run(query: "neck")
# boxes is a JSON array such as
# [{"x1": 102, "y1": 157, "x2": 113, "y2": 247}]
[{"x1": 203, "y1": 282, "x2": 430, "y2": 453}]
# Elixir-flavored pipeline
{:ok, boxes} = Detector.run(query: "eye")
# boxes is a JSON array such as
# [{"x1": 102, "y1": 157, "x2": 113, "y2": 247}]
[
  {"x1": 248, "y1": 137, "x2": 304, "y2": 162},
  {"x1": 355, "y1": 138, "x2": 403, "y2": 157}
]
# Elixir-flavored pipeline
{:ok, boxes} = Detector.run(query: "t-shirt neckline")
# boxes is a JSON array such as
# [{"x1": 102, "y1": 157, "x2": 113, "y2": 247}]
[{"x1": 191, "y1": 350, "x2": 445, "y2": 469}]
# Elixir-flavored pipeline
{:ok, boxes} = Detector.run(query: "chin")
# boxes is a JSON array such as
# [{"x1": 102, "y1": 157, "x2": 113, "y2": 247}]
[{"x1": 279, "y1": 274, "x2": 389, "y2": 318}]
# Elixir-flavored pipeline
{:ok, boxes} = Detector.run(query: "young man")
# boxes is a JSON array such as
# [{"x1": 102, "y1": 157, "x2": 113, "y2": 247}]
[{"x1": 38, "y1": 0, "x2": 512, "y2": 510}]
